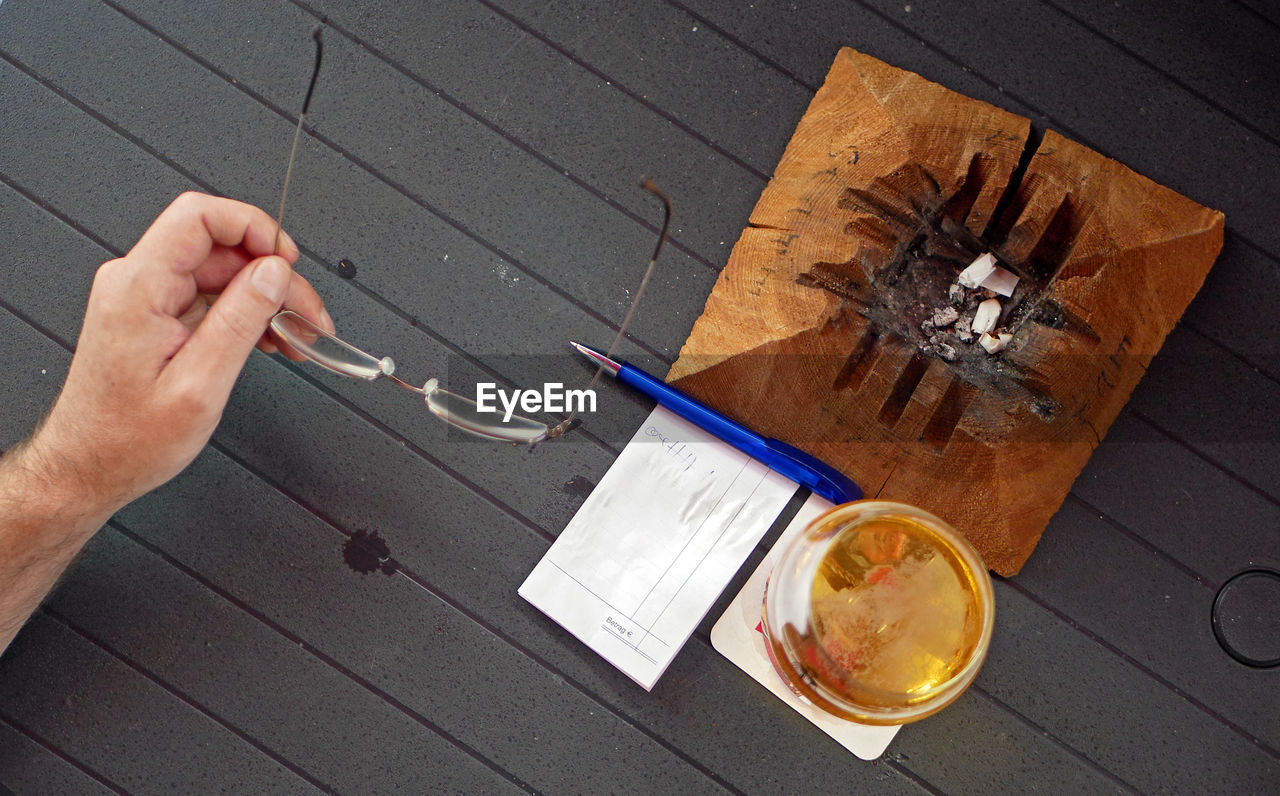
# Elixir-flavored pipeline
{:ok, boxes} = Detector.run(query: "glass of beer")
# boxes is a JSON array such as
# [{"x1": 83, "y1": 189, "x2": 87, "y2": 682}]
[{"x1": 761, "y1": 501, "x2": 995, "y2": 725}]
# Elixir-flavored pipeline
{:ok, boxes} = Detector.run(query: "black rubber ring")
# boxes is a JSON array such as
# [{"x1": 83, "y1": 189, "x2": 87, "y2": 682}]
[{"x1": 1211, "y1": 567, "x2": 1280, "y2": 669}]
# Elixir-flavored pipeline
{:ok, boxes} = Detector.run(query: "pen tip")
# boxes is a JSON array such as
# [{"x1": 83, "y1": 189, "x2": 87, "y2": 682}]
[{"x1": 568, "y1": 341, "x2": 620, "y2": 375}]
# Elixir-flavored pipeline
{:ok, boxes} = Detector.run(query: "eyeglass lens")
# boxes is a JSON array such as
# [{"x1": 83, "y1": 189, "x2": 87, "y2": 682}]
[
  {"x1": 424, "y1": 385, "x2": 549, "y2": 444},
  {"x1": 270, "y1": 312, "x2": 391, "y2": 380}
]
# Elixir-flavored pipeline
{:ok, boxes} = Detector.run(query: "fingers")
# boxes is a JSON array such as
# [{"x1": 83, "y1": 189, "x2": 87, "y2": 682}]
[
  {"x1": 284, "y1": 269, "x2": 334, "y2": 333},
  {"x1": 190, "y1": 244, "x2": 256, "y2": 294},
  {"x1": 130, "y1": 193, "x2": 299, "y2": 280},
  {"x1": 185, "y1": 247, "x2": 332, "y2": 361},
  {"x1": 164, "y1": 255, "x2": 293, "y2": 403},
  {"x1": 175, "y1": 294, "x2": 211, "y2": 333},
  {"x1": 125, "y1": 191, "x2": 337, "y2": 387}
]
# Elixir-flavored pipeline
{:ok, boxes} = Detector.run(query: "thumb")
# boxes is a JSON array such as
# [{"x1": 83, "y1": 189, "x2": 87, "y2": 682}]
[{"x1": 166, "y1": 255, "x2": 291, "y2": 398}]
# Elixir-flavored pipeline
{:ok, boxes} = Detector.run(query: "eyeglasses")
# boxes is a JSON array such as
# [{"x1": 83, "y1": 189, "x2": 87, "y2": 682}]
[
  {"x1": 269, "y1": 172, "x2": 671, "y2": 446},
  {"x1": 267, "y1": 29, "x2": 672, "y2": 445},
  {"x1": 269, "y1": 311, "x2": 556, "y2": 444}
]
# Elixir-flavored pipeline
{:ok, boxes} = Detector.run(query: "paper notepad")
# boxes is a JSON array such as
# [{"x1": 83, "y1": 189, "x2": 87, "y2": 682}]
[{"x1": 520, "y1": 406, "x2": 797, "y2": 690}]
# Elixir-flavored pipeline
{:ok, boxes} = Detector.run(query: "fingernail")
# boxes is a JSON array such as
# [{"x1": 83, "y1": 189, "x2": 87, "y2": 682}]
[
  {"x1": 320, "y1": 308, "x2": 336, "y2": 334},
  {"x1": 252, "y1": 257, "x2": 291, "y2": 303}
]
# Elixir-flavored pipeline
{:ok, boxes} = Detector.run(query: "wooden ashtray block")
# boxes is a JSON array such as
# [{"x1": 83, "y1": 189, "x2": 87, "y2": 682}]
[{"x1": 668, "y1": 48, "x2": 1224, "y2": 575}]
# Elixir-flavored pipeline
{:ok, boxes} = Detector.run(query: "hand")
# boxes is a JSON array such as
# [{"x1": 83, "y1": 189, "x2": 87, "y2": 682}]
[{"x1": 27, "y1": 191, "x2": 332, "y2": 514}]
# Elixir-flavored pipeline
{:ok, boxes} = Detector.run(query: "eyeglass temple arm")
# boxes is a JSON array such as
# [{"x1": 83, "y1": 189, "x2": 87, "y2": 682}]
[{"x1": 546, "y1": 179, "x2": 672, "y2": 439}]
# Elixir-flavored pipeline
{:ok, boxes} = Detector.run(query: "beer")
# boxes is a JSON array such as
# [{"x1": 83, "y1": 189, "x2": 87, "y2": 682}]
[{"x1": 763, "y1": 502, "x2": 994, "y2": 725}]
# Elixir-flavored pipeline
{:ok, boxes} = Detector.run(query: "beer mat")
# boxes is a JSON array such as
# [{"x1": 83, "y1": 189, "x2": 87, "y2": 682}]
[
  {"x1": 710, "y1": 491, "x2": 900, "y2": 760},
  {"x1": 520, "y1": 405, "x2": 797, "y2": 690}
]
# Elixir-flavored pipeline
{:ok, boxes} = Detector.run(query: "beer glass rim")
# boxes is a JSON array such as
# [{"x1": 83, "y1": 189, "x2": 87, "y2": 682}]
[{"x1": 762, "y1": 499, "x2": 996, "y2": 725}]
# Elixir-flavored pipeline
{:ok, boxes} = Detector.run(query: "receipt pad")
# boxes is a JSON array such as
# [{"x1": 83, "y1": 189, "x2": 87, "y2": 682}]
[{"x1": 520, "y1": 406, "x2": 797, "y2": 690}]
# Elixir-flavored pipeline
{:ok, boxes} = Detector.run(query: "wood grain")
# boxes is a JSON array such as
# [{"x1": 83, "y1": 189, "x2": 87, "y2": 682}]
[{"x1": 669, "y1": 48, "x2": 1224, "y2": 574}]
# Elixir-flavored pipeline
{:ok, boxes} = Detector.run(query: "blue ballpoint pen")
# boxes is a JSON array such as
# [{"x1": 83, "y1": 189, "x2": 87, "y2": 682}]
[{"x1": 570, "y1": 342, "x2": 863, "y2": 504}]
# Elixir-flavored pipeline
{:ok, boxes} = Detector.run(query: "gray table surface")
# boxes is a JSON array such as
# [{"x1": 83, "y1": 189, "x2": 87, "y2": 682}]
[{"x1": 1, "y1": 1, "x2": 1277, "y2": 792}]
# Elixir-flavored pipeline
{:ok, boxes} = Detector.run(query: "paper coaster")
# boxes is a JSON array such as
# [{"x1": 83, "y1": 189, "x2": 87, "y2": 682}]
[{"x1": 710, "y1": 492, "x2": 899, "y2": 760}]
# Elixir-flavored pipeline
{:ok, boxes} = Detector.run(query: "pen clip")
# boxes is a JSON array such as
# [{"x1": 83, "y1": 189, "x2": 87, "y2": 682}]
[{"x1": 764, "y1": 438, "x2": 863, "y2": 503}]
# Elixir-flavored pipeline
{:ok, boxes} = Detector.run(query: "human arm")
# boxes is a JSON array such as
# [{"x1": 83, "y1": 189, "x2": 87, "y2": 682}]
[{"x1": 0, "y1": 192, "x2": 332, "y2": 654}]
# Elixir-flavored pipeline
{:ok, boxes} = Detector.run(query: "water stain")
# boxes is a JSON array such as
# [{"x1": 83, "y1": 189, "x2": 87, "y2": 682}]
[
  {"x1": 342, "y1": 529, "x2": 397, "y2": 576},
  {"x1": 560, "y1": 475, "x2": 595, "y2": 500}
]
